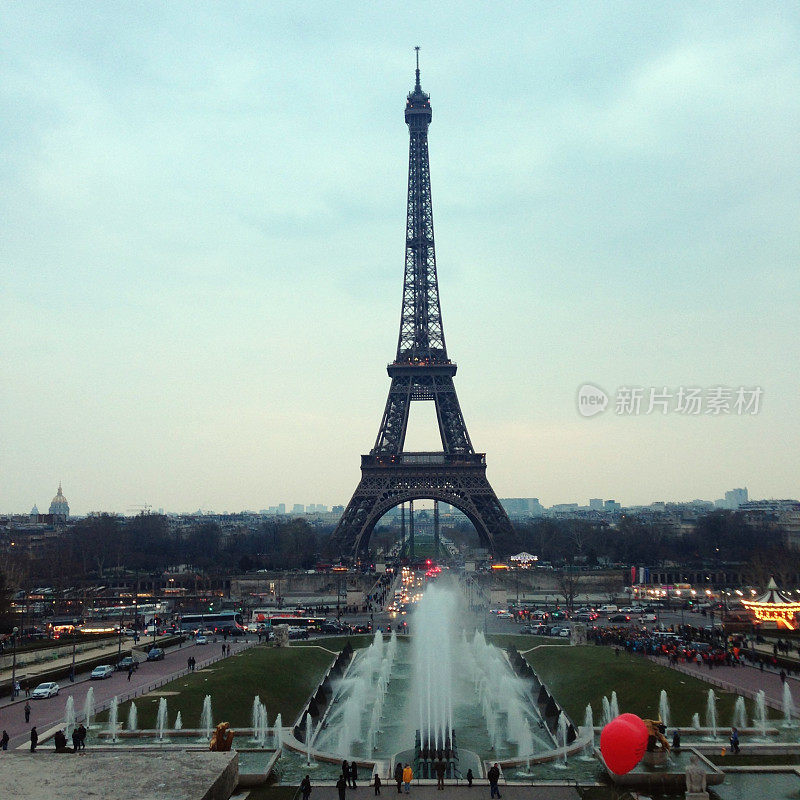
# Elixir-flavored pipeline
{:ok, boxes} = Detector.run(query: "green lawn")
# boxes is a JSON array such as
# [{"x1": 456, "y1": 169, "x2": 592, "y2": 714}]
[
  {"x1": 487, "y1": 633, "x2": 571, "y2": 651},
  {"x1": 525, "y1": 645, "x2": 775, "y2": 727},
  {"x1": 98, "y1": 644, "x2": 336, "y2": 730}
]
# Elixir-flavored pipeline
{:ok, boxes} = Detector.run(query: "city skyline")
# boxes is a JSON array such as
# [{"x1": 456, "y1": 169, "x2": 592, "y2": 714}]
[{"x1": 2, "y1": 4, "x2": 799, "y2": 515}]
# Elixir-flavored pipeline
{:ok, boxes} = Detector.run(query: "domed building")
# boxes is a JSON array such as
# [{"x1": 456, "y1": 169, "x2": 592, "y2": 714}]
[{"x1": 49, "y1": 483, "x2": 69, "y2": 518}]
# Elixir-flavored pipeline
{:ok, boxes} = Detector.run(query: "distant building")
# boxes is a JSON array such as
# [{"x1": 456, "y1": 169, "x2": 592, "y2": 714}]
[
  {"x1": 291, "y1": 504, "x2": 304, "y2": 515},
  {"x1": 604, "y1": 499, "x2": 621, "y2": 512},
  {"x1": 48, "y1": 483, "x2": 69, "y2": 518},
  {"x1": 277, "y1": 504, "x2": 286, "y2": 515},
  {"x1": 589, "y1": 498, "x2": 604, "y2": 511},
  {"x1": 725, "y1": 488, "x2": 748, "y2": 509}
]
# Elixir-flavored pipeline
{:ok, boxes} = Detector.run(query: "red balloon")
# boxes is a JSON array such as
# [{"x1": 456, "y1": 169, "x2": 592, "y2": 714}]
[{"x1": 600, "y1": 713, "x2": 648, "y2": 775}]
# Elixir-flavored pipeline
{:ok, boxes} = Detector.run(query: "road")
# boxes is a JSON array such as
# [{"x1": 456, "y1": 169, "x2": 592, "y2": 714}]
[{"x1": 0, "y1": 636, "x2": 253, "y2": 750}]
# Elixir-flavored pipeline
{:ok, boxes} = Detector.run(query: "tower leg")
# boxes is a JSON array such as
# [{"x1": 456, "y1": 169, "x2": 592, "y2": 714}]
[
  {"x1": 409, "y1": 500, "x2": 415, "y2": 560},
  {"x1": 434, "y1": 500, "x2": 440, "y2": 560}
]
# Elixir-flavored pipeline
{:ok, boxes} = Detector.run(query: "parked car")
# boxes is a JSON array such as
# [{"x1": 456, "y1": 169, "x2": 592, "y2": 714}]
[
  {"x1": 31, "y1": 682, "x2": 60, "y2": 698},
  {"x1": 608, "y1": 614, "x2": 631, "y2": 623},
  {"x1": 91, "y1": 665, "x2": 114, "y2": 680},
  {"x1": 195, "y1": 635, "x2": 208, "y2": 645},
  {"x1": 147, "y1": 647, "x2": 165, "y2": 661},
  {"x1": 287, "y1": 627, "x2": 309, "y2": 640},
  {"x1": 117, "y1": 656, "x2": 138, "y2": 672},
  {"x1": 558, "y1": 627, "x2": 571, "y2": 638}
]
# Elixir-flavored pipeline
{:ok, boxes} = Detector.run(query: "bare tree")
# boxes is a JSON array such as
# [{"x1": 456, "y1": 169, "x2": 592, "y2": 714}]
[{"x1": 556, "y1": 569, "x2": 585, "y2": 611}]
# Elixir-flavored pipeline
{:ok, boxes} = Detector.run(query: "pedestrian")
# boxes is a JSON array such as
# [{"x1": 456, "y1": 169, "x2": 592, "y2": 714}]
[
  {"x1": 402, "y1": 763, "x2": 412, "y2": 794},
  {"x1": 72, "y1": 727, "x2": 81, "y2": 752},
  {"x1": 301, "y1": 774, "x2": 312, "y2": 800},
  {"x1": 188, "y1": 657, "x2": 192, "y2": 672},
  {"x1": 13, "y1": 680, "x2": 20, "y2": 697},
  {"x1": 351, "y1": 761, "x2": 358, "y2": 789},
  {"x1": 337, "y1": 774, "x2": 347, "y2": 800},
  {"x1": 128, "y1": 665, "x2": 133, "y2": 681},
  {"x1": 77, "y1": 723, "x2": 87, "y2": 750},
  {"x1": 373, "y1": 772, "x2": 382, "y2": 796},
  {"x1": 54, "y1": 729, "x2": 67, "y2": 752},
  {"x1": 730, "y1": 727, "x2": 740, "y2": 754},
  {"x1": 343, "y1": 760, "x2": 351, "y2": 789},
  {"x1": 1, "y1": 730, "x2": 9, "y2": 751},
  {"x1": 466, "y1": 769, "x2": 473, "y2": 787},
  {"x1": 24, "y1": 701, "x2": 31, "y2": 723},
  {"x1": 394, "y1": 760, "x2": 404, "y2": 793},
  {"x1": 24, "y1": 682, "x2": 30, "y2": 698},
  {"x1": 435, "y1": 759, "x2": 446, "y2": 790},
  {"x1": 221, "y1": 644, "x2": 226, "y2": 656},
  {"x1": 672, "y1": 730, "x2": 681, "y2": 750},
  {"x1": 487, "y1": 763, "x2": 501, "y2": 799},
  {"x1": 30, "y1": 726, "x2": 38, "y2": 752}
]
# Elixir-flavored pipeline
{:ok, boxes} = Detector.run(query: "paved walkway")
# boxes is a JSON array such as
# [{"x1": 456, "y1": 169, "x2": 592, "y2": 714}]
[
  {"x1": 299, "y1": 786, "x2": 579, "y2": 800},
  {"x1": 0, "y1": 637, "x2": 257, "y2": 750},
  {"x1": 646, "y1": 653, "x2": 800, "y2": 710}
]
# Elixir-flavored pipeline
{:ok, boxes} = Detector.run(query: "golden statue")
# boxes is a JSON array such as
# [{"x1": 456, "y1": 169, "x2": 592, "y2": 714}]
[
  {"x1": 642, "y1": 718, "x2": 670, "y2": 752},
  {"x1": 209, "y1": 721, "x2": 234, "y2": 752}
]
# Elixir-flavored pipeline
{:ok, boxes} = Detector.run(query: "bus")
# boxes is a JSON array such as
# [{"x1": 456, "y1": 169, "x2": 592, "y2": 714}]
[
  {"x1": 267, "y1": 615, "x2": 327, "y2": 630},
  {"x1": 178, "y1": 612, "x2": 245, "y2": 635}
]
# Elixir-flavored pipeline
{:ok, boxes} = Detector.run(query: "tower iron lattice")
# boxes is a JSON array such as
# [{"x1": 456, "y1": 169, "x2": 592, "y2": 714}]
[{"x1": 331, "y1": 52, "x2": 517, "y2": 561}]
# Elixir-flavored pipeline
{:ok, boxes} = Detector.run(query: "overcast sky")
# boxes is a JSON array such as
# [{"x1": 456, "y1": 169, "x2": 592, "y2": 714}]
[{"x1": 2, "y1": 2, "x2": 798, "y2": 515}]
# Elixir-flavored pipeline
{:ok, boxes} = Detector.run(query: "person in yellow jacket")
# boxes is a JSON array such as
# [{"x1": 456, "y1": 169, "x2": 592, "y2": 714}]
[{"x1": 402, "y1": 764, "x2": 413, "y2": 794}]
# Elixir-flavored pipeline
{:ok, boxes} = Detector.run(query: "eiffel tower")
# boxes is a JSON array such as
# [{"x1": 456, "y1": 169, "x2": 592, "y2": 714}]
[{"x1": 331, "y1": 51, "x2": 516, "y2": 562}]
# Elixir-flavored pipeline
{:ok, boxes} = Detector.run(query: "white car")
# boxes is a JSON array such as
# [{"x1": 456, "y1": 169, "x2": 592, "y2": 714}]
[
  {"x1": 31, "y1": 682, "x2": 60, "y2": 698},
  {"x1": 195, "y1": 635, "x2": 208, "y2": 645},
  {"x1": 639, "y1": 613, "x2": 657, "y2": 623},
  {"x1": 91, "y1": 665, "x2": 114, "y2": 680}
]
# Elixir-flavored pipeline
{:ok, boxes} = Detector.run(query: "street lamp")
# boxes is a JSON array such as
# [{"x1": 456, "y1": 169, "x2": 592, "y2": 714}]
[
  {"x1": 11, "y1": 627, "x2": 19, "y2": 697},
  {"x1": 117, "y1": 606, "x2": 123, "y2": 662},
  {"x1": 70, "y1": 618, "x2": 78, "y2": 682}
]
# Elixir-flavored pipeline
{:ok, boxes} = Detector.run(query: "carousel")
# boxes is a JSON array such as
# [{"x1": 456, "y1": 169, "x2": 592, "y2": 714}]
[{"x1": 741, "y1": 577, "x2": 800, "y2": 629}]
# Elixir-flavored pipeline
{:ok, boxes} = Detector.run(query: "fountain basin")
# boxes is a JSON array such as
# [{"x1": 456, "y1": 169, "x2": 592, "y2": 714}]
[{"x1": 596, "y1": 746, "x2": 723, "y2": 790}]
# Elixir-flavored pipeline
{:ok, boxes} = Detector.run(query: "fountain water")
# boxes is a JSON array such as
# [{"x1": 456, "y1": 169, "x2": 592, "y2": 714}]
[
  {"x1": 783, "y1": 683, "x2": 795, "y2": 727},
  {"x1": 274, "y1": 713, "x2": 283, "y2": 750},
  {"x1": 580, "y1": 704, "x2": 594, "y2": 760},
  {"x1": 705, "y1": 689, "x2": 718, "y2": 738},
  {"x1": 175, "y1": 712, "x2": 183, "y2": 730},
  {"x1": 306, "y1": 714, "x2": 313, "y2": 765},
  {"x1": 691, "y1": 713, "x2": 701, "y2": 731},
  {"x1": 200, "y1": 695, "x2": 213, "y2": 740},
  {"x1": 755, "y1": 690, "x2": 768, "y2": 738},
  {"x1": 83, "y1": 687, "x2": 95, "y2": 727},
  {"x1": 732, "y1": 697, "x2": 747, "y2": 730},
  {"x1": 64, "y1": 696, "x2": 76, "y2": 739},
  {"x1": 127, "y1": 702, "x2": 138, "y2": 732},
  {"x1": 251, "y1": 697, "x2": 261, "y2": 736},
  {"x1": 108, "y1": 697, "x2": 119, "y2": 743},
  {"x1": 601, "y1": 696, "x2": 612, "y2": 726},
  {"x1": 156, "y1": 697, "x2": 168, "y2": 741},
  {"x1": 609, "y1": 692, "x2": 619, "y2": 720},
  {"x1": 556, "y1": 713, "x2": 569, "y2": 767},
  {"x1": 658, "y1": 690, "x2": 670, "y2": 729},
  {"x1": 257, "y1": 704, "x2": 268, "y2": 746}
]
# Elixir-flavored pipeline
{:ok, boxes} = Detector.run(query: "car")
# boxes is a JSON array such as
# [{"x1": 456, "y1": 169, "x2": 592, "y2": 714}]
[
  {"x1": 31, "y1": 682, "x2": 59, "y2": 698},
  {"x1": 559, "y1": 628, "x2": 571, "y2": 637},
  {"x1": 195, "y1": 635, "x2": 208, "y2": 645},
  {"x1": 287, "y1": 627, "x2": 309, "y2": 640},
  {"x1": 599, "y1": 605, "x2": 619, "y2": 613},
  {"x1": 352, "y1": 624, "x2": 372, "y2": 634},
  {"x1": 91, "y1": 665, "x2": 114, "y2": 680},
  {"x1": 639, "y1": 613, "x2": 658, "y2": 623},
  {"x1": 147, "y1": 647, "x2": 165, "y2": 661},
  {"x1": 609, "y1": 614, "x2": 631, "y2": 623},
  {"x1": 321, "y1": 621, "x2": 346, "y2": 634},
  {"x1": 117, "y1": 656, "x2": 139, "y2": 672}
]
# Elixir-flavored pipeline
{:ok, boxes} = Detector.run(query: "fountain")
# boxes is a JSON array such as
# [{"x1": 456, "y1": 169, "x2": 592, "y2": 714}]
[
  {"x1": 602, "y1": 696, "x2": 612, "y2": 726},
  {"x1": 783, "y1": 683, "x2": 795, "y2": 727},
  {"x1": 274, "y1": 713, "x2": 283, "y2": 750},
  {"x1": 554, "y1": 712, "x2": 569, "y2": 768},
  {"x1": 108, "y1": 696, "x2": 119, "y2": 743},
  {"x1": 658, "y1": 690, "x2": 670, "y2": 729},
  {"x1": 200, "y1": 695, "x2": 213, "y2": 740},
  {"x1": 609, "y1": 692, "x2": 619, "y2": 720},
  {"x1": 755, "y1": 690, "x2": 768, "y2": 738},
  {"x1": 175, "y1": 711, "x2": 183, "y2": 731},
  {"x1": 306, "y1": 714, "x2": 313, "y2": 765},
  {"x1": 732, "y1": 696, "x2": 747, "y2": 730},
  {"x1": 64, "y1": 696, "x2": 76, "y2": 739},
  {"x1": 156, "y1": 697, "x2": 168, "y2": 741},
  {"x1": 580, "y1": 704, "x2": 594, "y2": 760},
  {"x1": 705, "y1": 689, "x2": 718, "y2": 738},
  {"x1": 127, "y1": 702, "x2": 138, "y2": 732},
  {"x1": 692, "y1": 713, "x2": 701, "y2": 731},
  {"x1": 83, "y1": 687, "x2": 95, "y2": 727}
]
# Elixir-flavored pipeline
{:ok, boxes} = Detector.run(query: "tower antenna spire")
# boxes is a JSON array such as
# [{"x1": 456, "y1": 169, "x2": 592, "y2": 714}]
[{"x1": 414, "y1": 45, "x2": 421, "y2": 90}]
